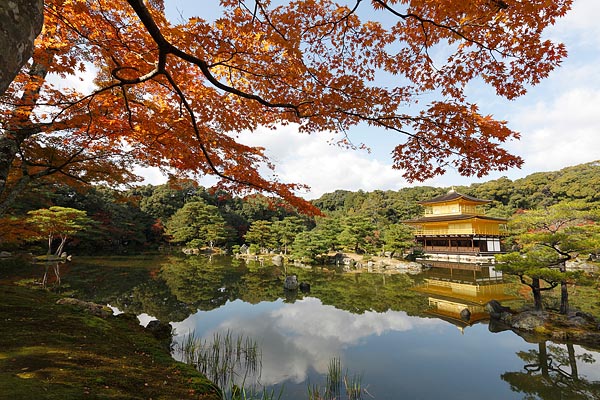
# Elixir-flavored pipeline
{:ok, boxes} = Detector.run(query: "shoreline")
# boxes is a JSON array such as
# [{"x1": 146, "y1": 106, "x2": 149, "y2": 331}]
[{"x1": 0, "y1": 284, "x2": 220, "y2": 399}]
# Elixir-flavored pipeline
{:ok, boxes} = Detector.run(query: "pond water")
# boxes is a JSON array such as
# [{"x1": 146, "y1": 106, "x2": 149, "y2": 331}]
[{"x1": 5, "y1": 255, "x2": 600, "y2": 399}]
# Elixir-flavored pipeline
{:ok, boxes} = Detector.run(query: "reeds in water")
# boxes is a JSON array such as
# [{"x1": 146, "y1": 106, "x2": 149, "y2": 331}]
[
  {"x1": 177, "y1": 333, "x2": 366, "y2": 400},
  {"x1": 308, "y1": 357, "x2": 366, "y2": 400},
  {"x1": 175, "y1": 329, "x2": 270, "y2": 400}
]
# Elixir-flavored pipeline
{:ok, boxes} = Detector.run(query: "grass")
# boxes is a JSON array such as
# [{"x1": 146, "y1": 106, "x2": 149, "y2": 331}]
[{"x1": 0, "y1": 284, "x2": 221, "y2": 399}]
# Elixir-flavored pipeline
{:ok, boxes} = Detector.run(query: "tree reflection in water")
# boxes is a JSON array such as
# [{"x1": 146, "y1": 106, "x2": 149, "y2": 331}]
[
  {"x1": 14, "y1": 255, "x2": 600, "y2": 399},
  {"x1": 502, "y1": 341, "x2": 600, "y2": 399}
]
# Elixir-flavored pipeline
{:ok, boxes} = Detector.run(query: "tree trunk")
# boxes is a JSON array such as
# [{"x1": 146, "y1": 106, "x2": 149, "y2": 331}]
[
  {"x1": 567, "y1": 343, "x2": 579, "y2": 381},
  {"x1": 55, "y1": 236, "x2": 68, "y2": 257},
  {"x1": 42, "y1": 264, "x2": 49, "y2": 287},
  {"x1": 0, "y1": 0, "x2": 44, "y2": 94},
  {"x1": 0, "y1": 49, "x2": 53, "y2": 216},
  {"x1": 0, "y1": 136, "x2": 20, "y2": 208},
  {"x1": 47, "y1": 234, "x2": 53, "y2": 255},
  {"x1": 559, "y1": 261, "x2": 569, "y2": 314},
  {"x1": 539, "y1": 341, "x2": 549, "y2": 378},
  {"x1": 531, "y1": 278, "x2": 544, "y2": 311},
  {"x1": 560, "y1": 280, "x2": 569, "y2": 314},
  {"x1": 53, "y1": 262, "x2": 61, "y2": 286}
]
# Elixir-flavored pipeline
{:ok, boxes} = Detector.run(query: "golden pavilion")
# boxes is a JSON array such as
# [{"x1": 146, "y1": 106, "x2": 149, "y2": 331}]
[{"x1": 404, "y1": 189, "x2": 507, "y2": 260}]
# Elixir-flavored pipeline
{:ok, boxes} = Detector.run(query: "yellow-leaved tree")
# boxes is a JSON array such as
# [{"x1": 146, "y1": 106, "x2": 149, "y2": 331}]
[{"x1": 0, "y1": 0, "x2": 572, "y2": 215}]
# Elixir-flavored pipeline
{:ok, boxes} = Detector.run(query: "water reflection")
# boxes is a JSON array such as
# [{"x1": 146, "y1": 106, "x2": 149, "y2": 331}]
[
  {"x1": 414, "y1": 262, "x2": 517, "y2": 331},
  {"x1": 502, "y1": 341, "x2": 600, "y2": 399},
  {"x1": 172, "y1": 297, "x2": 443, "y2": 387},
  {"x1": 171, "y1": 296, "x2": 600, "y2": 399},
  {"x1": 105, "y1": 255, "x2": 429, "y2": 323},
  {"x1": 8, "y1": 255, "x2": 600, "y2": 399}
]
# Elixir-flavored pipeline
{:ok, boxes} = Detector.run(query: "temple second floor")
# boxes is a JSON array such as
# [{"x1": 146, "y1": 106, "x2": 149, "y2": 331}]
[{"x1": 404, "y1": 214, "x2": 508, "y2": 236}]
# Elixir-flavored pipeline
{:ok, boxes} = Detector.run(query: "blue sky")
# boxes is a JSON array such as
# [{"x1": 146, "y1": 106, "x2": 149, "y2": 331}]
[{"x1": 139, "y1": 0, "x2": 600, "y2": 199}]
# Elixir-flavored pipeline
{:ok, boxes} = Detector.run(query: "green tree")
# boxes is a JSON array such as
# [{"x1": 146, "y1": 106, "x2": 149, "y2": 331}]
[
  {"x1": 383, "y1": 223, "x2": 414, "y2": 258},
  {"x1": 311, "y1": 190, "x2": 353, "y2": 213},
  {"x1": 496, "y1": 251, "x2": 574, "y2": 312},
  {"x1": 497, "y1": 202, "x2": 600, "y2": 313},
  {"x1": 166, "y1": 200, "x2": 227, "y2": 250},
  {"x1": 313, "y1": 216, "x2": 344, "y2": 252},
  {"x1": 244, "y1": 220, "x2": 275, "y2": 251},
  {"x1": 27, "y1": 206, "x2": 93, "y2": 256},
  {"x1": 548, "y1": 162, "x2": 600, "y2": 204},
  {"x1": 338, "y1": 215, "x2": 375, "y2": 254},
  {"x1": 291, "y1": 230, "x2": 330, "y2": 264},
  {"x1": 138, "y1": 181, "x2": 201, "y2": 223},
  {"x1": 272, "y1": 216, "x2": 306, "y2": 255},
  {"x1": 60, "y1": 185, "x2": 157, "y2": 251},
  {"x1": 239, "y1": 195, "x2": 291, "y2": 224}
]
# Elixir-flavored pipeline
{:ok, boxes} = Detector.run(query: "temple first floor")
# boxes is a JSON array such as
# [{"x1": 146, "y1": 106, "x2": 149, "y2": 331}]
[{"x1": 415, "y1": 235, "x2": 503, "y2": 255}]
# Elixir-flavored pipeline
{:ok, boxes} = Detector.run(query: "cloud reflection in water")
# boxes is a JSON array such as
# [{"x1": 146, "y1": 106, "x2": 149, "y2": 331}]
[{"x1": 172, "y1": 297, "x2": 443, "y2": 386}]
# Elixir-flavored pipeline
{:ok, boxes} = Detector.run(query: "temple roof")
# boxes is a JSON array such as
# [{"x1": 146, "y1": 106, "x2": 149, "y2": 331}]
[
  {"x1": 418, "y1": 189, "x2": 491, "y2": 205},
  {"x1": 404, "y1": 214, "x2": 508, "y2": 224}
]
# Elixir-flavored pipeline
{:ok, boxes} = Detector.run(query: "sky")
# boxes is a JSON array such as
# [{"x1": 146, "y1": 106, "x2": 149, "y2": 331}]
[{"x1": 140, "y1": 0, "x2": 600, "y2": 199}]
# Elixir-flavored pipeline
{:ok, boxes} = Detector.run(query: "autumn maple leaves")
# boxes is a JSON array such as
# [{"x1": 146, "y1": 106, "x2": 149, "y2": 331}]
[{"x1": 0, "y1": 0, "x2": 571, "y2": 215}]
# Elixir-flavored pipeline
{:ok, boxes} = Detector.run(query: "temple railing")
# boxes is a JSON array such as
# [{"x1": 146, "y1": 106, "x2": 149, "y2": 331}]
[{"x1": 413, "y1": 228, "x2": 507, "y2": 236}]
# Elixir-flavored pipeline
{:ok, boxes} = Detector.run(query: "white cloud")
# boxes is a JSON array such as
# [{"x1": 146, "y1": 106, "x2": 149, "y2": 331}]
[
  {"x1": 48, "y1": 62, "x2": 98, "y2": 96},
  {"x1": 236, "y1": 125, "x2": 408, "y2": 199},
  {"x1": 133, "y1": 125, "x2": 407, "y2": 198},
  {"x1": 520, "y1": 0, "x2": 600, "y2": 156},
  {"x1": 512, "y1": 87, "x2": 600, "y2": 174},
  {"x1": 548, "y1": 0, "x2": 600, "y2": 50},
  {"x1": 133, "y1": 166, "x2": 168, "y2": 186}
]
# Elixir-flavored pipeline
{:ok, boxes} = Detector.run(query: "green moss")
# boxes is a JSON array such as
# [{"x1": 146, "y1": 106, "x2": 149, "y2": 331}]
[
  {"x1": 81, "y1": 314, "x2": 111, "y2": 331},
  {"x1": 534, "y1": 325, "x2": 551, "y2": 335},
  {"x1": 0, "y1": 284, "x2": 220, "y2": 400}
]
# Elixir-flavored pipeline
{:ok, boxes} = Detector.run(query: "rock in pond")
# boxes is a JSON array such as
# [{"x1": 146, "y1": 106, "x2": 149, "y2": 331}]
[
  {"x1": 284, "y1": 275, "x2": 298, "y2": 290},
  {"x1": 299, "y1": 282, "x2": 311, "y2": 292}
]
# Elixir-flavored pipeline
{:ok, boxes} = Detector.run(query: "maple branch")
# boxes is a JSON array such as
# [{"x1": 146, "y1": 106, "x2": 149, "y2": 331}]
[
  {"x1": 371, "y1": 0, "x2": 513, "y2": 58},
  {"x1": 337, "y1": 109, "x2": 465, "y2": 159},
  {"x1": 162, "y1": 70, "x2": 268, "y2": 192},
  {"x1": 5, "y1": 150, "x2": 85, "y2": 205},
  {"x1": 246, "y1": 0, "x2": 289, "y2": 41},
  {"x1": 125, "y1": 0, "x2": 302, "y2": 116},
  {"x1": 303, "y1": 0, "x2": 363, "y2": 37},
  {"x1": 120, "y1": 86, "x2": 135, "y2": 129},
  {"x1": 159, "y1": 69, "x2": 314, "y2": 208}
]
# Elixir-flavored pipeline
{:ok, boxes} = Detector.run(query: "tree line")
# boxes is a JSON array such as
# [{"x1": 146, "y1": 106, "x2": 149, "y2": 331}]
[
  {"x1": 2, "y1": 161, "x2": 600, "y2": 314},
  {"x1": 1, "y1": 161, "x2": 598, "y2": 257}
]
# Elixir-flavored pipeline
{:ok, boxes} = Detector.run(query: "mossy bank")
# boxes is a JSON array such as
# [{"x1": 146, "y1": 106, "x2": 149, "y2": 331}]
[{"x1": 0, "y1": 284, "x2": 220, "y2": 400}]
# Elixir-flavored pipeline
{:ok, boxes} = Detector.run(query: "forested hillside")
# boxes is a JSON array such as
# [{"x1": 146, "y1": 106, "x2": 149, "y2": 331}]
[
  {"x1": 314, "y1": 161, "x2": 600, "y2": 218},
  {"x1": 2, "y1": 161, "x2": 599, "y2": 260}
]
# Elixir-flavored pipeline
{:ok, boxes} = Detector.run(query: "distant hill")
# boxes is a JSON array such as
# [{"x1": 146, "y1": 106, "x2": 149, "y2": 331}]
[{"x1": 311, "y1": 161, "x2": 600, "y2": 220}]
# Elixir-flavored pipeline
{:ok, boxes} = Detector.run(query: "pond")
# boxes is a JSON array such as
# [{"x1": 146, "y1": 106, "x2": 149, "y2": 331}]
[{"x1": 5, "y1": 255, "x2": 600, "y2": 399}]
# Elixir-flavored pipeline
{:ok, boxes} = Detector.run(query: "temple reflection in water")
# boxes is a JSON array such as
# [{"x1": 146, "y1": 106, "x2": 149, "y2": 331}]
[{"x1": 414, "y1": 261, "x2": 517, "y2": 332}]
